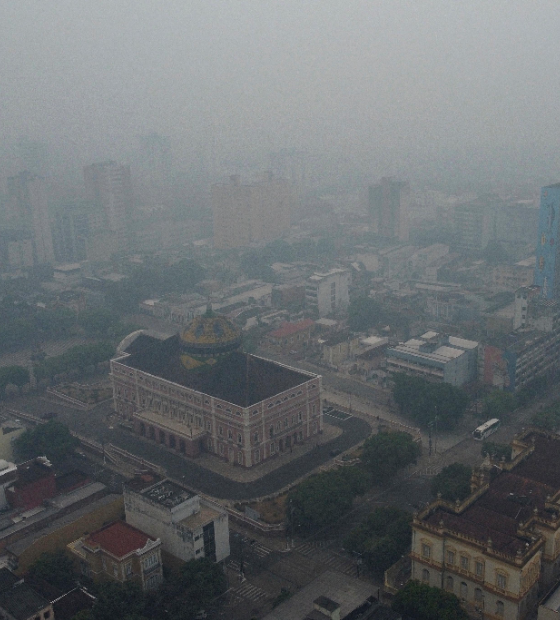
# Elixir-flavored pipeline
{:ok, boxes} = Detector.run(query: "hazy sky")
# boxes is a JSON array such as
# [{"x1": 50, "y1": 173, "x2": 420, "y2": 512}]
[{"x1": 2, "y1": 1, "x2": 560, "y2": 183}]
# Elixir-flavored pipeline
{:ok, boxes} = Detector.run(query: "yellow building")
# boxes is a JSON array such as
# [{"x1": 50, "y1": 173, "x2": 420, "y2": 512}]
[
  {"x1": 411, "y1": 430, "x2": 560, "y2": 620},
  {"x1": 68, "y1": 520, "x2": 163, "y2": 592}
]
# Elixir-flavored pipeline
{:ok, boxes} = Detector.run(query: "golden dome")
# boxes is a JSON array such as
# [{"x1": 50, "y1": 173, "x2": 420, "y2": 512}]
[{"x1": 179, "y1": 310, "x2": 242, "y2": 358}]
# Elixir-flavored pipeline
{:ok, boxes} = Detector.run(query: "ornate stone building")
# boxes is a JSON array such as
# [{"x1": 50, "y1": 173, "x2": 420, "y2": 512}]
[
  {"x1": 411, "y1": 430, "x2": 560, "y2": 620},
  {"x1": 110, "y1": 310, "x2": 322, "y2": 468}
]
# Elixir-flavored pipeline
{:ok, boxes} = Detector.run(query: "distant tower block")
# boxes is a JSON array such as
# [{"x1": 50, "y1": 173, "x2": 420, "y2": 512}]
[
  {"x1": 367, "y1": 177, "x2": 410, "y2": 242},
  {"x1": 534, "y1": 183, "x2": 560, "y2": 300}
]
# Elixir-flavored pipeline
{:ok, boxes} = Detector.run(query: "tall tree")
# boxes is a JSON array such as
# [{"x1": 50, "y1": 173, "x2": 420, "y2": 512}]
[
  {"x1": 431, "y1": 463, "x2": 472, "y2": 502},
  {"x1": 392, "y1": 580, "x2": 468, "y2": 620},
  {"x1": 361, "y1": 431, "x2": 420, "y2": 483},
  {"x1": 13, "y1": 420, "x2": 79, "y2": 464}
]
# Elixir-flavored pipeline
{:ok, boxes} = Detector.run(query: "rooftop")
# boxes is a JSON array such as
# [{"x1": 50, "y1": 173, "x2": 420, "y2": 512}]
[
  {"x1": 419, "y1": 434, "x2": 560, "y2": 558},
  {"x1": 0, "y1": 582, "x2": 50, "y2": 620},
  {"x1": 85, "y1": 521, "x2": 155, "y2": 558},
  {"x1": 119, "y1": 334, "x2": 316, "y2": 407},
  {"x1": 269, "y1": 319, "x2": 315, "y2": 339},
  {"x1": 141, "y1": 480, "x2": 194, "y2": 508}
]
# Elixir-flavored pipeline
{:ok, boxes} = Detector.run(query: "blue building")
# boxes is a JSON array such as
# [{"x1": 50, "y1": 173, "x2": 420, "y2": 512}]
[{"x1": 534, "y1": 183, "x2": 560, "y2": 299}]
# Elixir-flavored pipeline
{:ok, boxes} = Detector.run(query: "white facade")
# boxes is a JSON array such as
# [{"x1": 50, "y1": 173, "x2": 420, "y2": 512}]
[
  {"x1": 124, "y1": 479, "x2": 230, "y2": 563},
  {"x1": 305, "y1": 269, "x2": 350, "y2": 317}
]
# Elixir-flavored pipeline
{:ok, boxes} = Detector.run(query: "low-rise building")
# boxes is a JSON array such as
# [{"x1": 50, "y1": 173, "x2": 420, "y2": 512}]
[
  {"x1": 386, "y1": 331, "x2": 478, "y2": 386},
  {"x1": 267, "y1": 319, "x2": 315, "y2": 352},
  {"x1": 124, "y1": 477, "x2": 229, "y2": 564},
  {"x1": 68, "y1": 520, "x2": 163, "y2": 592}
]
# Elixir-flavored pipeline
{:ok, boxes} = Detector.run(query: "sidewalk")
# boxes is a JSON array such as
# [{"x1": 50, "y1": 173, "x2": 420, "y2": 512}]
[{"x1": 194, "y1": 423, "x2": 342, "y2": 483}]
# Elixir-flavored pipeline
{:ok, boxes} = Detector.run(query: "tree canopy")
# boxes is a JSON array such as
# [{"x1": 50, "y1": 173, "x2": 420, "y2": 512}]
[
  {"x1": 34, "y1": 342, "x2": 115, "y2": 381},
  {"x1": 360, "y1": 431, "x2": 420, "y2": 483},
  {"x1": 392, "y1": 580, "x2": 468, "y2": 620},
  {"x1": 348, "y1": 297, "x2": 385, "y2": 332},
  {"x1": 482, "y1": 391, "x2": 516, "y2": 421},
  {"x1": 287, "y1": 466, "x2": 371, "y2": 534},
  {"x1": 431, "y1": 463, "x2": 472, "y2": 502},
  {"x1": 13, "y1": 420, "x2": 79, "y2": 464},
  {"x1": 0, "y1": 365, "x2": 29, "y2": 397},
  {"x1": 392, "y1": 373, "x2": 469, "y2": 430},
  {"x1": 481, "y1": 441, "x2": 512, "y2": 462},
  {"x1": 344, "y1": 507, "x2": 411, "y2": 577},
  {"x1": 27, "y1": 550, "x2": 76, "y2": 592}
]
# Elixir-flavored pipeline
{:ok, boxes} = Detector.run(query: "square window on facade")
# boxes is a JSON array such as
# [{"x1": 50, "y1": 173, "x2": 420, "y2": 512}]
[{"x1": 422, "y1": 544, "x2": 431, "y2": 559}]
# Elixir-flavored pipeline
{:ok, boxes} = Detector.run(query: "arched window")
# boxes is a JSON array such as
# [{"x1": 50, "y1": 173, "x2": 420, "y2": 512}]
[
  {"x1": 496, "y1": 601, "x2": 504, "y2": 616},
  {"x1": 422, "y1": 569, "x2": 430, "y2": 584},
  {"x1": 460, "y1": 582, "x2": 468, "y2": 600},
  {"x1": 474, "y1": 588, "x2": 482, "y2": 602},
  {"x1": 446, "y1": 576, "x2": 454, "y2": 591}
]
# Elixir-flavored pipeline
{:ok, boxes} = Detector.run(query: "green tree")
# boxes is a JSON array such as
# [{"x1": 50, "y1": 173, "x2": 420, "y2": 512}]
[
  {"x1": 92, "y1": 582, "x2": 146, "y2": 620},
  {"x1": 392, "y1": 580, "x2": 468, "y2": 620},
  {"x1": 431, "y1": 463, "x2": 472, "y2": 502},
  {"x1": 28, "y1": 550, "x2": 76, "y2": 591},
  {"x1": 287, "y1": 467, "x2": 370, "y2": 534},
  {"x1": 482, "y1": 391, "x2": 516, "y2": 421},
  {"x1": 14, "y1": 420, "x2": 79, "y2": 464},
  {"x1": 0, "y1": 366, "x2": 29, "y2": 393},
  {"x1": 392, "y1": 374, "x2": 468, "y2": 430},
  {"x1": 344, "y1": 507, "x2": 412, "y2": 577},
  {"x1": 361, "y1": 431, "x2": 420, "y2": 484},
  {"x1": 348, "y1": 297, "x2": 384, "y2": 332},
  {"x1": 481, "y1": 441, "x2": 512, "y2": 462}
]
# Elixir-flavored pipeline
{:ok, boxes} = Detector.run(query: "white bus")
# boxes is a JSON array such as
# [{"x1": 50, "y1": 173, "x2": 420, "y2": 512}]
[{"x1": 472, "y1": 418, "x2": 500, "y2": 441}]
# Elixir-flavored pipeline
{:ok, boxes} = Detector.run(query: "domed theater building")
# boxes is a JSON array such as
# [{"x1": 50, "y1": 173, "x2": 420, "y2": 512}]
[{"x1": 110, "y1": 310, "x2": 322, "y2": 468}]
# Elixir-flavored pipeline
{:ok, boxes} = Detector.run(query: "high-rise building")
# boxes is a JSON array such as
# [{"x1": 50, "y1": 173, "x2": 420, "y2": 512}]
[
  {"x1": 367, "y1": 177, "x2": 410, "y2": 242},
  {"x1": 84, "y1": 161, "x2": 134, "y2": 252},
  {"x1": 534, "y1": 183, "x2": 560, "y2": 299},
  {"x1": 5, "y1": 171, "x2": 54, "y2": 265},
  {"x1": 212, "y1": 173, "x2": 292, "y2": 249}
]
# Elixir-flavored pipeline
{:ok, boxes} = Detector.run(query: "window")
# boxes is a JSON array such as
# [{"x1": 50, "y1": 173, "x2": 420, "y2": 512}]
[
  {"x1": 206, "y1": 421, "x2": 211, "y2": 430},
  {"x1": 474, "y1": 588, "x2": 482, "y2": 602},
  {"x1": 445, "y1": 576, "x2": 454, "y2": 591},
  {"x1": 228, "y1": 429, "x2": 233, "y2": 440},
  {"x1": 238, "y1": 451, "x2": 243, "y2": 464},
  {"x1": 254, "y1": 450, "x2": 260, "y2": 463},
  {"x1": 270, "y1": 442, "x2": 275, "y2": 453},
  {"x1": 496, "y1": 573, "x2": 507, "y2": 590},
  {"x1": 422, "y1": 569, "x2": 430, "y2": 583},
  {"x1": 421, "y1": 544, "x2": 431, "y2": 559},
  {"x1": 475, "y1": 561, "x2": 484, "y2": 577},
  {"x1": 125, "y1": 562, "x2": 132, "y2": 577},
  {"x1": 496, "y1": 601, "x2": 504, "y2": 616},
  {"x1": 447, "y1": 551, "x2": 455, "y2": 565},
  {"x1": 284, "y1": 418, "x2": 288, "y2": 427},
  {"x1": 143, "y1": 554, "x2": 158, "y2": 569},
  {"x1": 44, "y1": 612, "x2": 51, "y2": 619},
  {"x1": 237, "y1": 433, "x2": 242, "y2": 444},
  {"x1": 460, "y1": 555, "x2": 469, "y2": 571},
  {"x1": 254, "y1": 431, "x2": 259, "y2": 442},
  {"x1": 298, "y1": 412, "x2": 303, "y2": 422},
  {"x1": 102, "y1": 557, "x2": 107, "y2": 572},
  {"x1": 460, "y1": 582, "x2": 467, "y2": 600},
  {"x1": 270, "y1": 425, "x2": 274, "y2": 438},
  {"x1": 219, "y1": 426, "x2": 223, "y2": 436}
]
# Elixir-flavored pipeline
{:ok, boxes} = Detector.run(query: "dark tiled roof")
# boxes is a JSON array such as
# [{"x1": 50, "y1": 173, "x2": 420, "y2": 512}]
[
  {"x1": 423, "y1": 434, "x2": 560, "y2": 555},
  {"x1": 120, "y1": 335, "x2": 314, "y2": 406},
  {"x1": 0, "y1": 567, "x2": 20, "y2": 593},
  {"x1": 0, "y1": 583, "x2": 50, "y2": 620}
]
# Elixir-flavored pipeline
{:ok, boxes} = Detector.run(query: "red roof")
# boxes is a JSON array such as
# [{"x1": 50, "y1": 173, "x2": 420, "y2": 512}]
[
  {"x1": 269, "y1": 319, "x2": 315, "y2": 339},
  {"x1": 85, "y1": 521, "x2": 154, "y2": 558}
]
